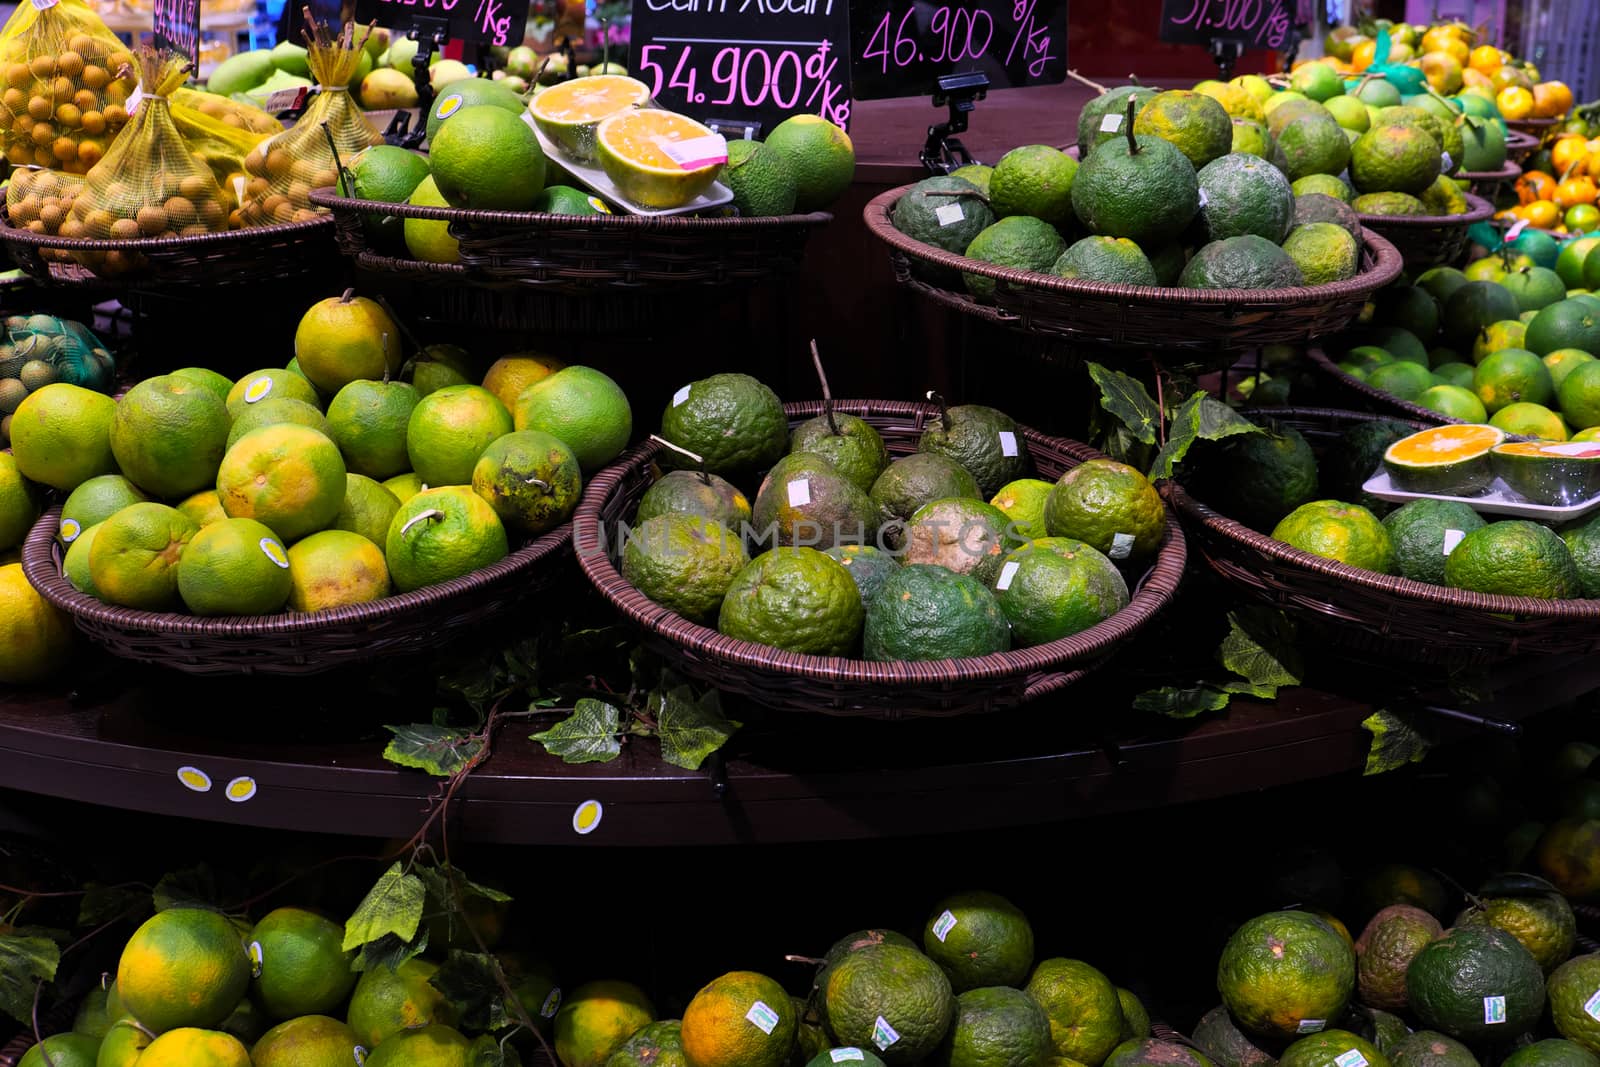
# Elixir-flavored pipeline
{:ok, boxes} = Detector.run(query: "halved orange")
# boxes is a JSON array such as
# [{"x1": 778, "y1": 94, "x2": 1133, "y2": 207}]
[
  {"x1": 1384, "y1": 423, "x2": 1507, "y2": 495},
  {"x1": 596, "y1": 109, "x2": 724, "y2": 209},
  {"x1": 529, "y1": 75, "x2": 654, "y2": 163}
]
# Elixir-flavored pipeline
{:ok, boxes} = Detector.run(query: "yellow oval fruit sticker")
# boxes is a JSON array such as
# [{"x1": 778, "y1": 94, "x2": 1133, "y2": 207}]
[
  {"x1": 59, "y1": 518, "x2": 81, "y2": 544},
  {"x1": 177, "y1": 766, "x2": 212, "y2": 792},
  {"x1": 587, "y1": 196, "x2": 612, "y2": 214},
  {"x1": 248, "y1": 940, "x2": 263, "y2": 978},
  {"x1": 354, "y1": 1048, "x2": 367, "y2": 1067},
  {"x1": 260, "y1": 538, "x2": 289, "y2": 569},
  {"x1": 572, "y1": 798, "x2": 603, "y2": 835},
  {"x1": 243, "y1": 377, "x2": 274, "y2": 404},
  {"x1": 436, "y1": 93, "x2": 464, "y2": 120},
  {"x1": 225, "y1": 776, "x2": 258, "y2": 803}
]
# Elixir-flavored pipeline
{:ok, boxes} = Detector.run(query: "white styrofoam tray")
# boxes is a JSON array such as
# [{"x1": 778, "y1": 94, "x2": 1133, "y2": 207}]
[
  {"x1": 526, "y1": 120, "x2": 733, "y2": 218},
  {"x1": 1362, "y1": 467, "x2": 1600, "y2": 521}
]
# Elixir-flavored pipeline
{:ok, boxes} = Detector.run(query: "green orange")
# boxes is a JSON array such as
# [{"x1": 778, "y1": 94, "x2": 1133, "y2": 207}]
[
  {"x1": 1025, "y1": 958, "x2": 1125, "y2": 1065},
  {"x1": 364, "y1": 1025, "x2": 472, "y2": 1067},
  {"x1": 251, "y1": 1015, "x2": 362, "y2": 1067},
  {"x1": 554, "y1": 980, "x2": 655, "y2": 1067},
  {"x1": 286, "y1": 529, "x2": 391, "y2": 612},
  {"x1": 176, "y1": 517, "x2": 293, "y2": 616},
  {"x1": 292, "y1": 292, "x2": 404, "y2": 395},
  {"x1": 248, "y1": 907, "x2": 356, "y2": 1020},
  {"x1": 407, "y1": 384, "x2": 513, "y2": 487},
  {"x1": 1272, "y1": 500, "x2": 1393, "y2": 573},
  {"x1": 88, "y1": 502, "x2": 200, "y2": 609},
  {"x1": 110, "y1": 374, "x2": 231, "y2": 498},
  {"x1": 216, "y1": 425, "x2": 348, "y2": 542},
  {"x1": 8, "y1": 382, "x2": 118, "y2": 491},
  {"x1": 347, "y1": 958, "x2": 456, "y2": 1049},
  {"x1": 680, "y1": 971, "x2": 796, "y2": 1067},
  {"x1": 385, "y1": 485, "x2": 508, "y2": 592},
  {"x1": 224, "y1": 368, "x2": 322, "y2": 418},
  {"x1": 116, "y1": 908, "x2": 252, "y2": 1033},
  {"x1": 138, "y1": 1029, "x2": 252, "y2": 1067},
  {"x1": 1044, "y1": 459, "x2": 1166, "y2": 561},
  {"x1": 332, "y1": 474, "x2": 401, "y2": 547},
  {"x1": 511, "y1": 365, "x2": 632, "y2": 473}
]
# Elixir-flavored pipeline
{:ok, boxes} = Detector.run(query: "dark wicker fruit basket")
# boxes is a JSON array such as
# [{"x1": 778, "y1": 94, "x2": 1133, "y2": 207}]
[
  {"x1": 308, "y1": 187, "x2": 832, "y2": 294},
  {"x1": 573, "y1": 399, "x2": 1188, "y2": 718},
  {"x1": 863, "y1": 184, "x2": 1404, "y2": 351},
  {"x1": 0, "y1": 214, "x2": 339, "y2": 288},
  {"x1": 1308, "y1": 347, "x2": 1459, "y2": 425},
  {"x1": 21, "y1": 505, "x2": 572, "y2": 675},
  {"x1": 1505, "y1": 129, "x2": 1542, "y2": 165},
  {"x1": 1357, "y1": 192, "x2": 1495, "y2": 270},
  {"x1": 1165, "y1": 406, "x2": 1600, "y2": 664},
  {"x1": 1507, "y1": 116, "x2": 1558, "y2": 139},
  {"x1": 1459, "y1": 159, "x2": 1522, "y2": 198}
]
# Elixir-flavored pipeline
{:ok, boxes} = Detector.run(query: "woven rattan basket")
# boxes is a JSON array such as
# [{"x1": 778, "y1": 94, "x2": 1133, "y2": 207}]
[
  {"x1": 1460, "y1": 159, "x2": 1522, "y2": 199},
  {"x1": 1506, "y1": 129, "x2": 1542, "y2": 165},
  {"x1": 1166, "y1": 406, "x2": 1600, "y2": 664},
  {"x1": 21, "y1": 506, "x2": 572, "y2": 675},
  {"x1": 309, "y1": 187, "x2": 831, "y2": 294},
  {"x1": 863, "y1": 185, "x2": 1404, "y2": 351},
  {"x1": 574, "y1": 399, "x2": 1187, "y2": 718},
  {"x1": 0, "y1": 214, "x2": 339, "y2": 287},
  {"x1": 1357, "y1": 192, "x2": 1494, "y2": 270},
  {"x1": 1308, "y1": 347, "x2": 1459, "y2": 425},
  {"x1": 1507, "y1": 116, "x2": 1558, "y2": 139}
]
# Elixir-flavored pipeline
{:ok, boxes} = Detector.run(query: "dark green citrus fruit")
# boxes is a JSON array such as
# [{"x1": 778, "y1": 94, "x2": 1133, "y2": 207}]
[
  {"x1": 863, "y1": 564, "x2": 1011, "y2": 662},
  {"x1": 1406, "y1": 925, "x2": 1545, "y2": 1040},
  {"x1": 1217, "y1": 911, "x2": 1357, "y2": 1040},
  {"x1": 922, "y1": 891, "x2": 1034, "y2": 992}
]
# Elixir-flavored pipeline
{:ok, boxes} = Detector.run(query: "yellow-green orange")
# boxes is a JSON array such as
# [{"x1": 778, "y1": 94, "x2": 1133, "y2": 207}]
[
  {"x1": 8, "y1": 383, "x2": 117, "y2": 490},
  {"x1": 176, "y1": 490, "x2": 228, "y2": 529},
  {"x1": 1281, "y1": 222, "x2": 1359, "y2": 284},
  {"x1": 333, "y1": 474, "x2": 401, "y2": 546},
  {"x1": 1217, "y1": 911, "x2": 1356, "y2": 1040},
  {"x1": 991, "y1": 478, "x2": 1055, "y2": 540},
  {"x1": 623, "y1": 513, "x2": 750, "y2": 623},
  {"x1": 325, "y1": 379, "x2": 418, "y2": 480},
  {"x1": 137, "y1": 1029, "x2": 252, "y2": 1067},
  {"x1": 512, "y1": 365, "x2": 632, "y2": 473},
  {"x1": 62, "y1": 521, "x2": 99, "y2": 596},
  {"x1": 365, "y1": 1025, "x2": 472, "y2": 1067},
  {"x1": 55, "y1": 474, "x2": 143, "y2": 537},
  {"x1": 430, "y1": 105, "x2": 546, "y2": 210},
  {"x1": 407, "y1": 384, "x2": 512, "y2": 487},
  {"x1": 385, "y1": 485, "x2": 508, "y2": 592},
  {"x1": 482, "y1": 353, "x2": 565, "y2": 412},
  {"x1": 382, "y1": 472, "x2": 426, "y2": 502},
  {"x1": 177, "y1": 518, "x2": 292, "y2": 616},
  {"x1": 1135, "y1": 90, "x2": 1234, "y2": 169},
  {"x1": 216, "y1": 425, "x2": 347, "y2": 542},
  {"x1": 1559, "y1": 361, "x2": 1600, "y2": 431},
  {"x1": 471, "y1": 429, "x2": 581, "y2": 534},
  {"x1": 225, "y1": 397, "x2": 329, "y2": 452},
  {"x1": 88, "y1": 502, "x2": 199, "y2": 609},
  {"x1": 1475, "y1": 348, "x2": 1555, "y2": 414},
  {"x1": 248, "y1": 908, "x2": 356, "y2": 1020},
  {"x1": 96, "y1": 1019, "x2": 152, "y2": 1067},
  {"x1": 1044, "y1": 459, "x2": 1165, "y2": 561},
  {"x1": 989, "y1": 144, "x2": 1078, "y2": 227},
  {"x1": 762, "y1": 114, "x2": 855, "y2": 211},
  {"x1": 170, "y1": 366, "x2": 232, "y2": 402},
  {"x1": 681, "y1": 971, "x2": 795, "y2": 1067},
  {"x1": 1025, "y1": 958, "x2": 1125, "y2": 1065},
  {"x1": 251, "y1": 1015, "x2": 362, "y2": 1067},
  {"x1": 116, "y1": 908, "x2": 252, "y2": 1033},
  {"x1": 286, "y1": 529, "x2": 391, "y2": 612},
  {"x1": 405, "y1": 176, "x2": 459, "y2": 263},
  {"x1": 411, "y1": 344, "x2": 475, "y2": 396},
  {"x1": 1491, "y1": 402, "x2": 1568, "y2": 440},
  {"x1": 293, "y1": 293, "x2": 404, "y2": 395},
  {"x1": 0, "y1": 452, "x2": 37, "y2": 551},
  {"x1": 1272, "y1": 500, "x2": 1394, "y2": 572},
  {"x1": 17, "y1": 1034, "x2": 97, "y2": 1067},
  {"x1": 111, "y1": 375, "x2": 231, "y2": 498},
  {"x1": 225, "y1": 368, "x2": 321, "y2": 419},
  {"x1": 554, "y1": 980, "x2": 655, "y2": 1067},
  {"x1": 0, "y1": 563, "x2": 71, "y2": 682},
  {"x1": 347, "y1": 958, "x2": 456, "y2": 1049}
]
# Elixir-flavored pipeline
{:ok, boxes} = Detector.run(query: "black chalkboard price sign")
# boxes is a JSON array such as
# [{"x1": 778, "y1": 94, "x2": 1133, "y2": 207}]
[
  {"x1": 846, "y1": 0, "x2": 1068, "y2": 101},
  {"x1": 1158, "y1": 0, "x2": 1292, "y2": 50},
  {"x1": 354, "y1": 0, "x2": 533, "y2": 48},
  {"x1": 630, "y1": 0, "x2": 855, "y2": 133},
  {"x1": 153, "y1": 0, "x2": 201, "y2": 63}
]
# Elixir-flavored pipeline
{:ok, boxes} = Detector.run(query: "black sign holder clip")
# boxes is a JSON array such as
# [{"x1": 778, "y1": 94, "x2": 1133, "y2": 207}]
[
  {"x1": 1208, "y1": 36, "x2": 1245, "y2": 80},
  {"x1": 920, "y1": 71, "x2": 989, "y2": 175},
  {"x1": 383, "y1": 14, "x2": 450, "y2": 149}
]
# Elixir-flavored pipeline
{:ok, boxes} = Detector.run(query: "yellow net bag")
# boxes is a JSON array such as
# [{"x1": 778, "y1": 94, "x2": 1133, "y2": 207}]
[
  {"x1": 65, "y1": 50, "x2": 233, "y2": 273},
  {"x1": 170, "y1": 90, "x2": 279, "y2": 209},
  {"x1": 5, "y1": 165, "x2": 84, "y2": 265},
  {"x1": 237, "y1": 13, "x2": 381, "y2": 227},
  {"x1": 0, "y1": 0, "x2": 138, "y2": 174}
]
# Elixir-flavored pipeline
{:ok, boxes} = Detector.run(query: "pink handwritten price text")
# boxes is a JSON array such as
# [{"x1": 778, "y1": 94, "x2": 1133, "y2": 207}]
[
  {"x1": 639, "y1": 39, "x2": 850, "y2": 127},
  {"x1": 863, "y1": 0, "x2": 1055, "y2": 80},
  {"x1": 374, "y1": 0, "x2": 517, "y2": 46},
  {"x1": 1170, "y1": 0, "x2": 1290, "y2": 48}
]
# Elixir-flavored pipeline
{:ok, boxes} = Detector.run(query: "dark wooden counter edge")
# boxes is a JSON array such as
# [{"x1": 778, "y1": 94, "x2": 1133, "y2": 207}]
[{"x1": 0, "y1": 687, "x2": 1377, "y2": 845}]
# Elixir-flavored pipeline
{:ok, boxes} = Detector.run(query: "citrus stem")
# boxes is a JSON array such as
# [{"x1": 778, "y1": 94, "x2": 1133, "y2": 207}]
[
  {"x1": 340, "y1": 287, "x2": 355, "y2": 304},
  {"x1": 810, "y1": 339, "x2": 840, "y2": 436},
  {"x1": 648, "y1": 434, "x2": 713, "y2": 485},
  {"x1": 1128, "y1": 72, "x2": 1143, "y2": 86},
  {"x1": 926, "y1": 389, "x2": 951, "y2": 432},
  {"x1": 1123, "y1": 97, "x2": 1138, "y2": 155},
  {"x1": 400, "y1": 509, "x2": 444, "y2": 536},
  {"x1": 1066, "y1": 69, "x2": 1109, "y2": 95},
  {"x1": 523, "y1": 476, "x2": 550, "y2": 490}
]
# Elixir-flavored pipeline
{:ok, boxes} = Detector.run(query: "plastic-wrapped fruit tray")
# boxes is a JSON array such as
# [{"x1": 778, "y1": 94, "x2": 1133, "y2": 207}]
[{"x1": 1361, "y1": 467, "x2": 1600, "y2": 521}]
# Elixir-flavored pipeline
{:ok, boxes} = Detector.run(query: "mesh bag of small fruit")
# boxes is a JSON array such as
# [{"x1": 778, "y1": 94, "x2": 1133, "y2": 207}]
[
  {"x1": 0, "y1": 0, "x2": 138, "y2": 174},
  {"x1": 5, "y1": 163, "x2": 84, "y2": 239},
  {"x1": 170, "y1": 90, "x2": 280, "y2": 209},
  {"x1": 0, "y1": 311, "x2": 114, "y2": 391},
  {"x1": 66, "y1": 50, "x2": 233, "y2": 274},
  {"x1": 237, "y1": 13, "x2": 381, "y2": 227}
]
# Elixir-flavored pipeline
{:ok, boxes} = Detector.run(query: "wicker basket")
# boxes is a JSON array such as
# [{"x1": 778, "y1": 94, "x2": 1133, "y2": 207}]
[
  {"x1": 573, "y1": 399, "x2": 1188, "y2": 718},
  {"x1": 863, "y1": 185, "x2": 1404, "y2": 351},
  {"x1": 21, "y1": 506, "x2": 572, "y2": 675},
  {"x1": 1459, "y1": 159, "x2": 1522, "y2": 199},
  {"x1": 1357, "y1": 192, "x2": 1495, "y2": 271},
  {"x1": 1308, "y1": 347, "x2": 1459, "y2": 425},
  {"x1": 1505, "y1": 129, "x2": 1542, "y2": 165},
  {"x1": 1166, "y1": 406, "x2": 1600, "y2": 664},
  {"x1": 0, "y1": 214, "x2": 340, "y2": 287},
  {"x1": 308, "y1": 187, "x2": 832, "y2": 294},
  {"x1": 1507, "y1": 117, "x2": 1558, "y2": 139}
]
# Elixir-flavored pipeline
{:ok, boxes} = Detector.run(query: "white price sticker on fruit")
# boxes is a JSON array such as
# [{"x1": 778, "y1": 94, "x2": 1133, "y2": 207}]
[
  {"x1": 1296, "y1": 1020, "x2": 1326, "y2": 1034},
  {"x1": 672, "y1": 385, "x2": 691, "y2": 406},
  {"x1": 1335, "y1": 1052, "x2": 1368, "y2": 1067},
  {"x1": 787, "y1": 479, "x2": 811, "y2": 507},
  {"x1": 1198, "y1": 188, "x2": 1209, "y2": 208},
  {"x1": 1100, "y1": 113, "x2": 1122, "y2": 132},
  {"x1": 1585, "y1": 990, "x2": 1600, "y2": 1021},
  {"x1": 935, "y1": 203, "x2": 966, "y2": 226},
  {"x1": 831, "y1": 1052, "x2": 866, "y2": 1063},
  {"x1": 1483, "y1": 996, "x2": 1507, "y2": 1024},
  {"x1": 996, "y1": 561, "x2": 1021, "y2": 591},
  {"x1": 1441, "y1": 151, "x2": 1453, "y2": 171},
  {"x1": 931, "y1": 909, "x2": 958, "y2": 941},
  {"x1": 1442, "y1": 528, "x2": 1465, "y2": 555},
  {"x1": 997, "y1": 431, "x2": 1018, "y2": 457},
  {"x1": 654, "y1": 134, "x2": 728, "y2": 170},
  {"x1": 1109, "y1": 532, "x2": 1136, "y2": 560},
  {"x1": 872, "y1": 1017, "x2": 900, "y2": 1050},
  {"x1": 746, "y1": 1001, "x2": 779, "y2": 1034}
]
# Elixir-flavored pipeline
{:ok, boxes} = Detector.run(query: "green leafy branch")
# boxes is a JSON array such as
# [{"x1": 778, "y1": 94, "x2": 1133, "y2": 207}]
[
  {"x1": 1084, "y1": 361, "x2": 1259, "y2": 478},
  {"x1": 1133, "y1": 608, "x2": 1304, "y2": 719}
]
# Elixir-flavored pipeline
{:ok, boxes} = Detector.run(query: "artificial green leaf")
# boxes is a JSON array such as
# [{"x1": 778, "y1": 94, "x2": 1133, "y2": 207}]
[
  {"x1": 354, "y1": 929, "x2": 428, "y2": 974},
  {"x1": 152, "y1": 864, "x2": 232, "y2": 914},
  {"x1": 1132, "y1": 685, "x2": 1230, "y2": 718},
  {"x1": 343, "y1": 863, "x2": 426, "y2": 953},
  {"x1": 653, "y1": 686, "x2": 742, "y2": 770},
  {"x1": 1362, "y1": 709, "x2": 1432, "y2": 775},
  {"x1": 0, "y1": 935, "x2": 58, "y2": 1024},
  {"x1": 77, "y1": 883, "x2": 150, "y2": 929},
  {"x1": 431, "y1": 951, "x2": 511, "y2": 1032},
  {"x1": 383, "y1": 724, "x2": 486, "y2": 778},
  {"x1": 415, "y1": 864, "x2": 513, "y2": 950},
  {"x1": 530, "y1": 699, "x2": 623, "y2": 764},
  {"x1": 470, "y1": 1034, "x2": 523, "y2": 1067},
  {"x1": 1086, "y1": 362, "x2": 1159, "y2": 444},
  {"x1": 1220, "y1": 678, "x2": 1279, "y2": 700},
  {"x1": 1149, "y1": 392, "x2": 1262, "y2": 481},
  {"x1": 1195, "y1": 393, "x2": 1262, "y2": 441},
  {"x1": 1217, "y1": 608, "x2": 1302, "y2": 696}
]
